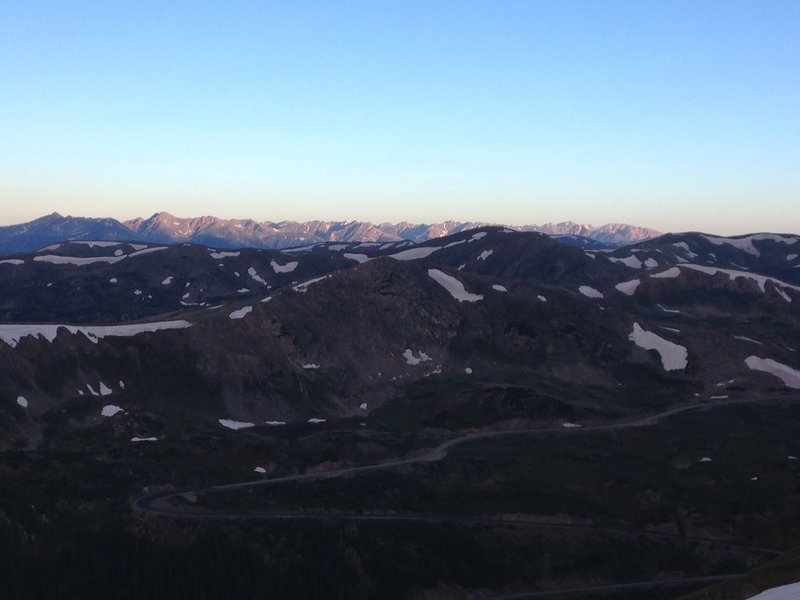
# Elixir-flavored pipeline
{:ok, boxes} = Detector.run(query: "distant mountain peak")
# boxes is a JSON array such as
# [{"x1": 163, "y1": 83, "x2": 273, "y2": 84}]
[{"x1": 0, "y1": 213, "x2": 661, "y2": 254}]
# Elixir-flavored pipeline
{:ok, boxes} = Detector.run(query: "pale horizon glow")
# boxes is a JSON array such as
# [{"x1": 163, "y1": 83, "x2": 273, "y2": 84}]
[{"x1": 1, "y1": 2, "x2": 798, "y2": 236}]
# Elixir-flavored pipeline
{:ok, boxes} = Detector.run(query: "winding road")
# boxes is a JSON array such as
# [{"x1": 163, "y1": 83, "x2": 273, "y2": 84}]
[
  {"x1": 133, "y1": 393, "x2": 800, "y2": 517},
  {"x1": 131, "y1": 394, "x2": 800, "y2": 597}
]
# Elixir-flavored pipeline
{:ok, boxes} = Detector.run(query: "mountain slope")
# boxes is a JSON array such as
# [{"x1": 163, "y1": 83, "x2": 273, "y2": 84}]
[
  {"x1": 2, "y1": 227, "x2": 800, "y2": 451},
  {"x1": 0, "y1": 213, "x2": 137, "y2": 253}
]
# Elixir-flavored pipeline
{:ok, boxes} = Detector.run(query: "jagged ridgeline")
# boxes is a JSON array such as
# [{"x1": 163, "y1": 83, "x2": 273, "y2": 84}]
[{"x1": 0, "y1": 212, "x2": 659, "y2": 253}]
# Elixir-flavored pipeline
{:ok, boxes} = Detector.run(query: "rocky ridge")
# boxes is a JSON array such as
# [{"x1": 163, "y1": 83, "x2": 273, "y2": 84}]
[{"x1": 0, "y1": 212, "x2": 658, "y2": 253}]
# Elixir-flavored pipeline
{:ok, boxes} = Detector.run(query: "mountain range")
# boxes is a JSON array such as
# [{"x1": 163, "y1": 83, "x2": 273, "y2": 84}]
[{"x1": 0, "y1": 212, "x2": 660, "y2": 253}]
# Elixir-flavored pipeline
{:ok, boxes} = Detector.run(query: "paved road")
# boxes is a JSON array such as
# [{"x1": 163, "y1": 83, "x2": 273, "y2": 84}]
[
  {"x1": 131, "y1": 394, "x2": 800, "y2": 596},
  {"x1": 133, "y1": 393, "x2": 800, "y2": 516}
]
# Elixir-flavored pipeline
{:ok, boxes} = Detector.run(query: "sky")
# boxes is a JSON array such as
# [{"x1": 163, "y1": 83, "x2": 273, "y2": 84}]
[{"x1": 1, "y1": 1, "x2": 798, "y2": 234}]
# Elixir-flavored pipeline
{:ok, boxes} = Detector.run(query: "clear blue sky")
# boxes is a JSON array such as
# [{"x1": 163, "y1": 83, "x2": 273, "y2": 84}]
[{"x1": 1, "y1": 1, "x2": 798, "y2": 234}]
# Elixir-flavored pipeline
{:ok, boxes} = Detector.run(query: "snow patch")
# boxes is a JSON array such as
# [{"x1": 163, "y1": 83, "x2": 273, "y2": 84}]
[
  {"x1": 643, "y1": 258, "x2": 659, "y2": 268},
  {"x1": 561, "y1": 422, "x2": 582, "y2": 429},
  {"x1": 266, "y1": 421, "x2": 286, "y2": 426},
  {"x1": 609, "y1": 255, "x2": 642, "y2": 269},
  {"x1": 427, "y1": 269, "x2": 483, "y2": 302},
  {"x1": 682, "y1": 264, "x2": 800, "y2": 297},
  {"x1": 492, "y1": 284, "x2": 508, "y2": 292},
  {"x1": 129, "y1": 246, "x2": 167, "y2": 258},
  {"x1": 101, "y1": 405, "x2": 124, "y2": 417},
  {"x1": 293, "y1": 276, "x2": 328, "y2": 292},
  {"x1": 659, "y1": 326, "x2": 681, "y2": 333},
  {"x1": 99, "y1": 381, "x2": 112, "y2": 396},
  {"x1": 302, "y1": 363, "x2": 320, "y2": 369},
  {"x1": 629, "y1": 323, "x2": 688, "y2": 371},
  {"x1": 746, "y1": 580, "x2": 800, "y2": 600},
  {"x1": 161, "y1": 276, "x2": 174, "y2": 285},
  {"x1": 470, "y1": 231, "x2": 487, "y2": 241},
  {"x1": 465, "y1": 367, "x2": 473, "y2": 374},
  {"x1": 735, "y1": 336, "x2": 763, "y2": 345},
  {"x1": 651, "y1": 267, "x2": 681, "y2": 279},
  {"x1": 254, "y1": 467, "x2": 267, "y2": 474},
  {"x1": 210, "y1": 251, "x2": 240, "y2": 259},
  {"x1": 130, "y1": 437, "x2": 158, "y2": 442},
  {"x1": 0, "y1": 259, "x2": 24, "y2": 265},
  {"x1": 34, "y1": 255, "x2": 124, "y2": 265},
  {"x1": 229, "y1": 306, "x2": 253, "y2": 320},
  {"x1": 271, "y1": 259, "x2": 298, "y2": 273},
  {"x1": 388, "y1": 246, "x2": 440, "y2": 261},
  {"x1": 615, "y1": 279, "x2": 640, "y2": 296},
  {"x1": 578, "y1": 286, "x2": 604, "y2": 299},
  {"x1": 359, "y1": 402, "x2": 368, "y2": 410},
  {"x1": 343, "y1": 253, "x2": 370, "y2": 263},
  {"x1": 219, "y1": 419, "x2": 255, "y2": 430},
  {"x1": 657, "y1": 304, "x2": 681, "y2": 314},
  {"x1": 0, "y1": 320, "x2": 192, "y2": 348},
  {"x1": 16, "y1": 396, "x2": 27, "y2": 408},
  {"x1": 702, "y1": 233, "x2": 797, "y2": 257},
  {"x1": 307, "y1": 418, "x2": 326, "y2": 424},
  {"x1": 403, "y1": 349, "x2": 432, "y2": 365},
  {"x1": 745, "y1": 356, "x2": 800, "y2": 389},
  {"x1": 69, "y1": 240, "x2": 121, "y2": 248},
  {"x1": 248, "y1": 267, "x2": 267, "y2": 284},
  {"x1": 672, "y1": 242, "x2": 697, "y2": 258},
  {"x1": 478, "y1": 250, "x2": 494, "y2": 261}
]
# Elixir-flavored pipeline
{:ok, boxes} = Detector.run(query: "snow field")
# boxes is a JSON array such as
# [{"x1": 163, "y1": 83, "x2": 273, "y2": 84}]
[
  {"x1": 403, "y1": 349, "x2": 432, "y2": 365},
  {"x1": 427, "y1": 269, "x2": 483, "y2": 302},
  {"x1": 628, "y1": 323, "x2": 688, "y2": 371},
  {"x1": 614, "y1": 279, "x2": 640, "y2": 296},
  {"x1": 746, "y1": 581, "x2": 800, "y2": 599},
  {"x1": 101, "y1": 405, "x2": 124, "y2": 417},
  {"x1": 578, "y1": 286, "x2": 603, "y2": 299},
  {"x1": 229, "y1": 306, "x2": 253, "y2": 320},
  {"x1": 271, "y1": 259, "x2": 298, "y2": 273},
  {"x1": 0, "y1": 320, "x2": 192, "y2": 348},
  {"x1": 219, "y1": 419, "x2": 255, "y2": 430},
  {"x1": 745, "y1": 356, "x2": 800, "y2": 389}
]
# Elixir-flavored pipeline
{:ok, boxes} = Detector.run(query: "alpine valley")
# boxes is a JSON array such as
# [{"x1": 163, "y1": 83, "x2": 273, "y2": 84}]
[{"x1": 2, "y1": 218, "x2": 800, "y2": 599}]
